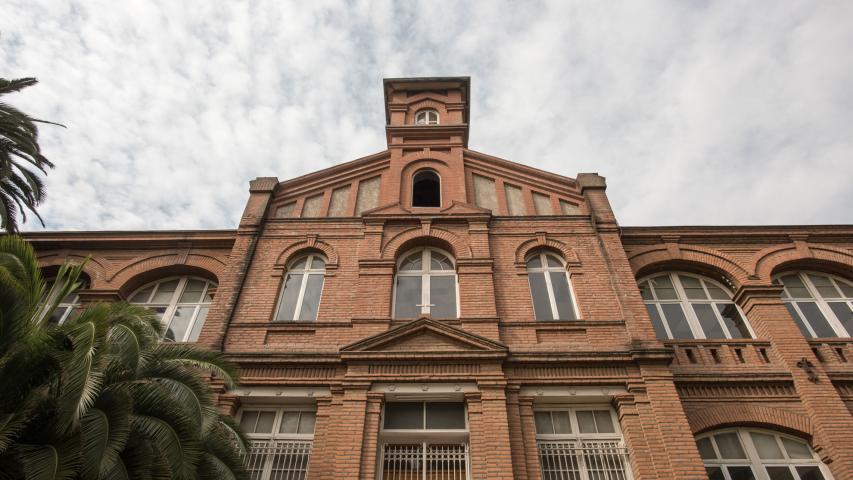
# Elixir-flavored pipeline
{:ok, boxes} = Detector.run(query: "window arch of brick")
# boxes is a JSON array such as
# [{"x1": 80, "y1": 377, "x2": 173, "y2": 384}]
[
  {"x1": 274, "y1": 238, "x2": 339, "y2": 275},
  {"x1": 399, "y1": 155, "x2": 453, "y2": 210},
  {"x1": 381, "y1": 227, "x2": 472, "y2": 261},
  {"x1": 688, "y1": 404, "x2": 812, "y2": 440},
  {"x1": 628, "y1": 245, "x2": 749, "y2": 290},
  {"x1": 514, "y1": 236, "x2": 579, "y2": 270},
  {"x1": 38, "y1": 254, "x2": 106, "y2": 288},
  {"x1": 752, "y1": 243, "x2": 853, "y2": 281},
  {"x1": 117, "y1": 262, "x2": 220, "y2": 300}
]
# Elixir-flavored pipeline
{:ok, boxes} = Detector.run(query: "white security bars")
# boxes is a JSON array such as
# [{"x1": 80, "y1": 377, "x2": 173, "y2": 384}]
[
  {"x1": 239, "y1": 408, "x2": 316, "y2": 480},
  {"x1": 534, "y1": 407, "x2": 632, "y2": 480},
  {"x1": 381, "y1": 443, "x2": 468, "y2": 480}
]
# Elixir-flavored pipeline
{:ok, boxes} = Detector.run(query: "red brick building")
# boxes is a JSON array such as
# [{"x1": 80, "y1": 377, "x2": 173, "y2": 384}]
[{"x1": 26, "y1": 77, "x2": 853, "y2": 480}]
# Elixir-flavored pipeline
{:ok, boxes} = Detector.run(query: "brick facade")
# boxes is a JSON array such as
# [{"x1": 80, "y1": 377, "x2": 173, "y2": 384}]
[{"x1": 25, "y1": 77, "x2": 853, "y2": 479}]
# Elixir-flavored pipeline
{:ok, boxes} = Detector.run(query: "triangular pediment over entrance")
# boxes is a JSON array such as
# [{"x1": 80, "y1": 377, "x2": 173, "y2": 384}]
[{"x1": 341, "y1": 317, "x2": 507, "y2": 361}]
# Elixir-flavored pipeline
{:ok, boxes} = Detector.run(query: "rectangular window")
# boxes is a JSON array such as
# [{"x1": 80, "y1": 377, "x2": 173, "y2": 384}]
[
  {"x1": 240, "y1": 407, "x2": 315, "y2": 480},
  {"x1": 534, "y1": 407, "x2": 631, "y2": 480},
  {"x1": 380, "y1": 402, "x2": 469, "y2": 479}
]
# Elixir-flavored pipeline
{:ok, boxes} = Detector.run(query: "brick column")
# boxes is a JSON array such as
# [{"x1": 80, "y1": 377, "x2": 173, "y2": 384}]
[
  {"x1": 518, "y1": 395, "x2": 542, "y2": 480},
  {"x1": 307, "y1": 395, "x2": 333, "y2": 480},
  {"x1": 359, "y1": 392, "x2": 384, "y2": 479},
  {"x1": 330, "y1": 384, "x2": 371, "y2": 478},
  {"x1": 612, "y1": 393, "x2": 651, "y2": 479},
  {"x1": 735, "y1": 285, "x2": 853, "y2": 479},
  {"x1": 466, "y1": 386, "x2": 514, "y2": 480},
  {"x1": 505, "y1": 387, "x2": 529, "y2": 479}
]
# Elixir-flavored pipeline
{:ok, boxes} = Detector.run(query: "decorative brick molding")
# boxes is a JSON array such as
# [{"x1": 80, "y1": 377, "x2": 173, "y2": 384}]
[
  {"x1": 688, "y1": 404, "x2": 812, "y2": 438},
  {"x1": 627, "y1": 244, "x2": 750, "y2": 287},
  {"x1": 513, "y1": 235, "x2": 580, "y2": 268},
  {"x1": 751, "y1": 243, "x2": 853, "y2": 280},
  {"x1": 380, "y1": 226, "x2": 473, "y2": 259},
  {"x1": 273, "y1": 235, "x2": 340, "y2": 272},
  {"x1": 110, "y1": 253, "x2": 226, "y2": 294}
]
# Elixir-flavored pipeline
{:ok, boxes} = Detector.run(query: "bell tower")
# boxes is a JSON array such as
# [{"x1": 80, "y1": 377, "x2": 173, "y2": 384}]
[{"x1": 380, "y1": 77, "x2": 471, "y2": 209}]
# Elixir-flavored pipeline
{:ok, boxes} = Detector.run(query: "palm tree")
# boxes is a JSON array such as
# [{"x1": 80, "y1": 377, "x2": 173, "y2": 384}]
[
  {"x1": 0, "y1": 78, "x2": 62, "y2": 233},
  {"x1": 0, "y1": 235, "x2": 249, "y2": 479}
]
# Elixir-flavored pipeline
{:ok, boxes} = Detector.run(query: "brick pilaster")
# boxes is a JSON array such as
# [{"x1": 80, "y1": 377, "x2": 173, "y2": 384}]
[
  {"x1": 306, "y1": 395, "x2": 333, "y2": 480},
  {"x1": 359, "y1": 392, "x2": 384, "y2": 479},
  {"x1": 518, "y1": 395, "x2": 542, "y2": 480},
  {"x1": 466, "y1": 386, "x2": 514, "y2": 480}
]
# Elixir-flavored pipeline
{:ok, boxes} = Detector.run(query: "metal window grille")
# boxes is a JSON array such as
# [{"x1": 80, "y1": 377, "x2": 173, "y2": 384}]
[
  {"x1": 381, "y1": 443, "x2": 469, "y2": 480},
  {"x1": 538, "y1": 441, "x2": 632, "y2": 480},
  {"x1": 244, "y1": 440, "x2": 312, "y2": 480}
]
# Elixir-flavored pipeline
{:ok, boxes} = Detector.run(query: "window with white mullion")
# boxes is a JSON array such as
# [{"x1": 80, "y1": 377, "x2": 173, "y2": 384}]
[
  {"x1": 394, "y1": 248, "x2": 458, "y2": 319},
  {"x1": 526, "y1": 251, "x2": 579, "y2": 321},
  {"x1": 129, "y1": 276, "x2": 216, "y2": 342},
  {"x1": 239, "y1": 407, "x2": 316, "y2": 480},
  {"x1": 639, "y1": 272, "x2": 753, "y2": 341},
  {"x1": 775, "y1": 271, "x2": 853, "y2": 338},
  {"x1": 275, "y1": 254, "x2": 326, "y2": 322}
]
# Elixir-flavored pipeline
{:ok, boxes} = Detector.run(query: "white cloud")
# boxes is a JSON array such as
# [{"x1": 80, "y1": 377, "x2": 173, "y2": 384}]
[{"x1": 2, "y1": 0, "x2": 851, "y2": 230}]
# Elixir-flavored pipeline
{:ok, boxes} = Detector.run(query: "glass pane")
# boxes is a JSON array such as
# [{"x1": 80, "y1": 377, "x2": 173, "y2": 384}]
[
  {"x1": 808, "y1": 274, "x2": 841, "y2": 298},
  {"x1": 384, "y1": 402, "x2": 423, "y2": 429},
  {"x1": 697, "y1": 438, "x2": 717, "y2": 459},
  {"x1": 827, "y1": 302, "x2": 853, "y2": 335},
  {"x1": 680, "y1": 275, "x2": 708, "y2": 300},
  {"x1": 765, "y1": 467, "x2": 795, "y2": 480},
  {"x1": 552, "y1": 411, "x2": 571, "y2": 434},
  {"x1": 784, "y1": 302, "x2": 814, "y2": 337},
  {"x1": 395, "y1": 276, "x2": 422, "y2": 319},
  {"x1": 706, "y1": 467, "x2": 725, "y2": 480},
  {"x1": 639, "y1": 282, "x2": 653, "y2": 300},
  {"x1": 534, "y1": 412, "x2": 554, "y2": 434},
  {"x1": 577, "y1": 411, "x2": 596, "y2": 433},
  {"x1": 550, "y1": 272, "x2": 577, "y2": 320},
  {"x1": 275, "y1": 274, "x2": 303, "y2": 321},
  {"x1": 298, "y1": 274, "x2": 324, "y2": 321},
  {"x1": 150, "y1": 306, "x2": 168, "y2": 323},
  {"x1": 717, "y1": 303, "x2": 752, "y2": 338},
  {"x1": 837, "y1": 279, "x2": 853, "y2": 297},
  {"x1": 179, "y1": 279, "x2": 206, "y2": 303},
  {"x1": 61, "y1": 292, "x2": 78, "y2": 304},
  {"x1": 661, "y1": 304, "x2": 694, "y2": 339},
  {"x1": 651, "y1": 275, "x2": 678, "y2": 300},
  {"x1": 290, "y1": 257, "x2": 309, "y2": 270},
  {"x1": 280, "y1": 412, "x2": 299, "y2": 433},
  {"x1": 527, "y1": 256, "x2": 542, "y2": 269},
  {"x1": 130, "y1": 286, "x2": 154, "y2": 303},
  {"x1": 529, "y1": 272, "x2": 553, "y2": 321},
  {"x1": 797, "y1": 302, "x2": 837, "y2": 337},
  {"x1": 48, "y1": 306, "x2": 69, "y2": 325},
  {"x1": 707, "y1": 283, "x2": 731, "y2": 300},
  {"x1": 187, "y1": 306, "x2": 209, "y2": 342},
  {"x1": 593, "y1": 411, "x2": 615, "y2": 433},
  {"x1": 255, "y1": 411, "x2": 275, "y2": 433},
  {"x1": 429, "y1": 275, "x2": 457, "y2": 319},
  {"x1": 430, "y1": 252, "x2": 453, "y2": 271},
  {"x1": 714, "y1": 432, "x2": 746, "y2": 459},
  {"x1": 400, "y1": 253, "x2": 422, "y2": 271},
  {"x1": 751, "y1": 432, "x2": 784, "y2": 459},
  {"x1": 309, "y1": 257, "x2": 325, "y2": 269},
  {"x1": 780, "y1": 437, "x2": 812, "y2": 459},
  {"x1": 795, "y1": 466, "x2": 825, "y2": 480},
  {"x1": 694, "y1": 303, "x2": 727, "y2": 339},
  {"x1": 728, "y1": 466, "x2": 757, "y2": 480},
  {"x1": 164, "y1": 306, "x2": 196, "y2": 342},
  {"x1": 781, "y1": 275, "x2": 812, "y2": 298},
  {"x1": 151, "y1": 279, "x2": 179, "y2": 304},
  {"x1": 425, "y1": 403, "x2": 465, "y2": 429},
  {"x1": 646, "y1": 304, "x2": 669, "y2": 339},
  {"x1": 239, "y1": 411, "x2": 258, "y2": 432},
  {"x1": 545, "y1": 255, "x2": 562, "y2": 268},
  {"x1": 298, "y1": 412, "x2": 316, "y2": 434}
]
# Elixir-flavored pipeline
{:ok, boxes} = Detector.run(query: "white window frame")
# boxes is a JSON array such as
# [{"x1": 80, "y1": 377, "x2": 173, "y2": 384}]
[
  {"x1": 639, "y1": 272, "x2": 754, "y2": 340},
  {"x1": 533, "y1": 405, "x2": 633, "y2": 480},
  {"x1": 393, "y1": 248, "x2": 460, "y2": 319},
  {"x1": 698, "y1": 428, "x2": 834, "y2": 480},
  {"x1": 238, "y1": 405, "x2": 316, "y2": 480},
  {"x1": 526, "y1": 251, "x2": 580, "y2": 321},
  {"x1": 774, "y1": 271, "x2": 853, "y2": 338},
  {"x1": 415, "y1": 108, "x2": 440, "y2": 125},
  {"x1": 411, "y1": 169, "x2": 442, "y2": 208},
  {"x1": 378, "y1": 401, "x2": 470, "y2": 480},
  {"x1": 128, "y1": 276, "x2": 216, "y2": 342},
  {"x1": 274, "y1": 254, "x2": 327, "y2": 322},
  {"x1": 54, "y1": 294, "x2": 80, "y2": 325}
]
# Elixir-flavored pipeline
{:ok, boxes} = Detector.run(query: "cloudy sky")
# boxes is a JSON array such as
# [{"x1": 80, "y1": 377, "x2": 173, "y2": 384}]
[{"x1": 3, "y1": 0, "x2": 852, "y2": 231}]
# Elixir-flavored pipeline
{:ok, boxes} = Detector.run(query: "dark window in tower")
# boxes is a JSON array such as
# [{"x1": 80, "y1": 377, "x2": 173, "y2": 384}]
[{"x1": 412, "y1": 170, "x2": 441, "y2": 207}]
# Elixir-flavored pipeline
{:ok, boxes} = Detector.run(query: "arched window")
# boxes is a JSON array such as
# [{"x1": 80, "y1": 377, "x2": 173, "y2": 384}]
[
  {"x1": 129, "y1": 276, "x2": 216, "y2": 342},
  {"x1": 412, "y1": 170, "x2": 441, "y2": 208},
  {"x1": 526, "y1": 251, "x2": 578, "y2": 321},
  {"x1": 275, "y1": 254, "x2": 326, "y2": 321},
  {"x1": 638, "y1": 272, "x2": 753, "y2": 340},
  {"x1": 774, "y1": 271, "x2": 853, "y2": 338},
  {"x1": 415, "y1": 108, "x2": 439, "y2": 125},
  {"x1": 394, "y1": 248, "x2": 457, "y2": 319},
  {"x1": 697, "y1": 428, "x2": 830, "y2": 480},
  {"x1": 49, "y1": 291, "x2": 80, "y2": 325}
]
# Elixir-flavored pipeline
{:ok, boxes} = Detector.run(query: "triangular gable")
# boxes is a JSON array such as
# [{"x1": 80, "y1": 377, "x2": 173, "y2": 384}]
[{"x1": 341, "y1": 317, "x2": 507, "y2": 361}]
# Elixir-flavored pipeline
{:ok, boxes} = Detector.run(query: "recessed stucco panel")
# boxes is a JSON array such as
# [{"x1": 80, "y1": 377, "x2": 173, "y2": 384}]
[
  {"x1": 473, "y1": 174, "x2": 498, "y2": 212},
  {"x1": 355, "y1": 176, "x2": 381, "y2": 215},
  {"x1": 328, "y1": 186, "x2": 351, "y2": 216},
  {"x1": 505, "y1": 184, "x2": 525, "y2": 216},
  {"x1": 533, "y1": 192, "x2": 552, "y2": 215},
  {"x1": 301, "y1": 194, "x2": 324, "y2": 217},
  {"x1": 560, "y1": 200, "x2": 580, "y2": 215},
  {"x1": 275, "y1": 202, "x2": 297, "y2": 218}
]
